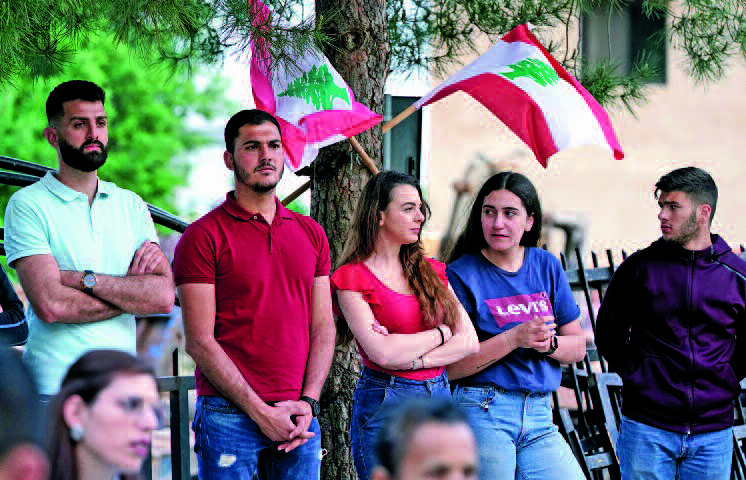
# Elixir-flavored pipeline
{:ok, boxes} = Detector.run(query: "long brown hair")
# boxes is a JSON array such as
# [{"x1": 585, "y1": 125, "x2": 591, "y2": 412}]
[
  {"x1": 446, "y1": 171, "x2": 543, "y2": 264},
  {"x1": 336, "y1": 170, "x2": 460, "y2": 345},
  {"x1": 48, "y1": 349, "x2": 157, "y2": 480}
]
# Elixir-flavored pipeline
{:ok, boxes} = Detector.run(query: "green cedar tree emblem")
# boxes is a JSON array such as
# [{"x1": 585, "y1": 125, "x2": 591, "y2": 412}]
[
  {"x1": 278, "y1": 64, "x2": 350, "y2": 110},
  {"x1": 500, "y1": 58, "x2": 560, "y2": 86}
]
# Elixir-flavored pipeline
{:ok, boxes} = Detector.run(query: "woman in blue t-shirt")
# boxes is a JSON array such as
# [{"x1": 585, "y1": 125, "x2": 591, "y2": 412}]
[{"x1": 445, "y1": 171, "x2": 586, "y2": 480}]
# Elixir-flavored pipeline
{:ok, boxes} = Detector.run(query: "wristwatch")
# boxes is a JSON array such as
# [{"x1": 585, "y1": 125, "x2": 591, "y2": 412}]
[
  {"x1": 81, "y1": 270, "x2": 97, "y2": 294},
  {"x1": 299, "y1": 396, "x2": 320, "y2": 417},
  {"x1": 543, "y1": 335, "x2": 558, "y2": 356}
]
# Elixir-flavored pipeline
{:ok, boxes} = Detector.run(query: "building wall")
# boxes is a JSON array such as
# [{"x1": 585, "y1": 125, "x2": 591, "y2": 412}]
[{"x1": 424, "y1": 33, "x2": 746, "y2": 259}]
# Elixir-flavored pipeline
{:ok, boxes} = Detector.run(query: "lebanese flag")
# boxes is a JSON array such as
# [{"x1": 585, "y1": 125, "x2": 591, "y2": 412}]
[
  {"x1": 250, "y1": 0, "x2": 382, "y2": 172},
  {"x1": 414, "y1": 24, "x2": 624, "y2": 167}
]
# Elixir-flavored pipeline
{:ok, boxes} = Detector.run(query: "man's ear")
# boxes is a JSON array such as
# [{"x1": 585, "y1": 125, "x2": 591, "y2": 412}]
[
  {"x1": 223, "y1": 151, "x2": 234, "y2": 171},
  {"x1": 44, "y1": 126, "x2": 59, "y2": 148},
  {"x1": 698, "y1": 203, "x2": 712, "y2": 226}
]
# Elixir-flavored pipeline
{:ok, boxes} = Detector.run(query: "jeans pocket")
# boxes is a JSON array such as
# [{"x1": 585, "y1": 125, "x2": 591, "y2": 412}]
[
  {"x1": 354, "y1": 383, "x2": 389, "y2": 429},
  {"x1": 192, "y1": 401, "x2": 202, "y2": 454},
  {"x1": 454, "y1": 385, "x2": 494, "y2": 408}
]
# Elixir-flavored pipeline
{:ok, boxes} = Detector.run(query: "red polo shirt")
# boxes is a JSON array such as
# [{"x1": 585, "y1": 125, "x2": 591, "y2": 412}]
[{"x1": 173, "y1": 193, "x2": 330, "y2": 401}]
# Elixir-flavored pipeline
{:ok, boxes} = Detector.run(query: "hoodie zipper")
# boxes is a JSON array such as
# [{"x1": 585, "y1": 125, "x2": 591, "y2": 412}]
[{"x1": 686, "y1": 251, "x2": 695, "y2": 435}]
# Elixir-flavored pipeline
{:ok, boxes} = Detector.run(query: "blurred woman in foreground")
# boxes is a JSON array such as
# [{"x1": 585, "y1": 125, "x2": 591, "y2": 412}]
[{"x1": 48, "y1": 349, "x2": 160, "y2": 480}]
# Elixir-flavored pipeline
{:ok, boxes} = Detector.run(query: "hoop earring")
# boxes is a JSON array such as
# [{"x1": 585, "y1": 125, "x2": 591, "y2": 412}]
[{"x1": 70, "y1": 424, "x2": 85, "y2": 442}]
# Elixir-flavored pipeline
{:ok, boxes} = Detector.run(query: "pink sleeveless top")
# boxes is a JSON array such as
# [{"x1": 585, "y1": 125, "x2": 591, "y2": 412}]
[{"x1": 331, "y1": 258, "x2": 448, "y2": 380}]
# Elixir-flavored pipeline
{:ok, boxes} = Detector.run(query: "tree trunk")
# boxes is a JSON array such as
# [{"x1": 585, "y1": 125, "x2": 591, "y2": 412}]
[{"x1": 312, "y1": 1, "x2": 389, "y2": 479}]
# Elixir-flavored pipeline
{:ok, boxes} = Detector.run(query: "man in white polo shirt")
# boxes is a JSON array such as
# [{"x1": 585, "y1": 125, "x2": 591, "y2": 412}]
[{"x1": 3, "y1": 80, "x2": 175, "y2": 397}]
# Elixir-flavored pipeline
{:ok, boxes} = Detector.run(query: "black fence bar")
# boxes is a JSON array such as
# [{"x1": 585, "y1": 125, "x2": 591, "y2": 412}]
[
  {"x1": 0, "y1": 157, "x2": 189, "y2": 233},
  {"x1": 156, "y1": 371, "x2": 195, "y2": 480}
]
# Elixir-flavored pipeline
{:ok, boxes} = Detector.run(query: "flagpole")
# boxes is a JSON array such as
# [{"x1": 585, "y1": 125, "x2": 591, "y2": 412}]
[
  {"x1": 347, "y1": 137, "x2": 379, "y2": 175},
  {"x1": 281, "y1": 180, "x2": 310, "y2": 206},
  {"x1": 281, "y1": 136, "x2": 379, "y2": 206},
  {"x1": 382, "y1": 104, "x2": 417, "y2": 134}
]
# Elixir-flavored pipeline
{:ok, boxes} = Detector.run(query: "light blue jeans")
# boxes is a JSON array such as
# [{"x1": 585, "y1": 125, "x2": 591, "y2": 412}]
[
  {"x1": 453, "y1": 384, "x2": 584, "y2": 480},
  {"x1": 350, "y1": 367, "x2": 451, "y2": 480},
  {"x1": 617, "y1": 415, "x2": 732, "y2": 480},
  {"x1": 193, "y1": 395, "x2": 321, "y2": 480}
]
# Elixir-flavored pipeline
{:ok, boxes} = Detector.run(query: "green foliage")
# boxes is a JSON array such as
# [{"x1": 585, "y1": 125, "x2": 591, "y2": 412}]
[
  {"x1": 669, "y1": 0, "x2": 746, "y2": 83},
  {"x1": 1, "y1": 0, "x2": 744, "y2": 115},
  {"x1": 0, "y1": 34, "x2": 232, "y2": 214},
  {"x1": 579, "y1": 55, "x2": 657, "y2": 115},
  {"x1": 285, "y1": 198, "x2": 309, "y2": 216},
  {"x1": 279, "y1": 64, "x2": 350, "y2": 109},
  {"x1": 0, "y1": 0, "x2": 327, "y2": 87},
  {"x1": 387, "y1": 0, "x2": 575, "y2": 78}
]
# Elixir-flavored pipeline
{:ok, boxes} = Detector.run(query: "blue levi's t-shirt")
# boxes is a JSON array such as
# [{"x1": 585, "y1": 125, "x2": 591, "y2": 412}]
[{"x1": 446, "y1": 248, "x2": 580, "y2": 393}]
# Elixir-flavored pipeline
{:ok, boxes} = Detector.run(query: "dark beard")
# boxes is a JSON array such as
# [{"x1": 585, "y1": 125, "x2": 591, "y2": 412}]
[
  {"x1": 664, "y1": 210, "x2": 699, "y2": 246},
  {"x1": 234, "y1": 162, "x2": 282, "y2": 194},
  {"x1": 59, "y1": 137, "x2": 108, "y2": 172}
]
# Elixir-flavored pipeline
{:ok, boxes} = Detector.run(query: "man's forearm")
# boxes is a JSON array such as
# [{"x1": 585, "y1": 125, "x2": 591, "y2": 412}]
[
  {"x1": 301, "y1": 320, "x2": 336, "y2": 400},
  {"x1": 61, "y1": 270, "x2": 174, "y2": 315},
  {"x1": 187, "y1": 337, "x2": 269, "y2": 419},
  {"x1": 41, "y1": 287, "x2": 123, "y2": 324}
]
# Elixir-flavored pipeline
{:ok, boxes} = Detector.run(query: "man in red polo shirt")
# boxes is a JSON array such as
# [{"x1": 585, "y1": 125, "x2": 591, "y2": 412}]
[{"x1": 173, "y1": 109, "x2": 335, "y2": 480}]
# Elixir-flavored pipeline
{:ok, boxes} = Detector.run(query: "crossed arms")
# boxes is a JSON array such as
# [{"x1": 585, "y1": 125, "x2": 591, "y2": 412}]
[
  {"x1": 14, "y1": 241, "x2": 174, "y2": 324},
  {"x1": 335, "y1": 284, "x2": 479, "y2": 371}
]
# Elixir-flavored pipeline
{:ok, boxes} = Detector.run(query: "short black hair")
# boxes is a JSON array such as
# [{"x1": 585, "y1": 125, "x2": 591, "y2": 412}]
[
  {"x1": 46, "y1": 80, "x2": 106, "y2": 126},
  {"x1": 654, "y1": 167, "x2": 718, "y2": 222},
  {"x1": 0, "y1": 347, "x2": 42, "y2": 458},
  {"x1": 224, "y1": 109, "x2": 282, "y2": 154},
  {"x1": 376, "y1": 399, "x2": 472, "y2": 478}
]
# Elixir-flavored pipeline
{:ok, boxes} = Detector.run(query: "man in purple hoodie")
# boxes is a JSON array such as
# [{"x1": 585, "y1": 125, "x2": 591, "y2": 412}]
[{"x1": 596, "y1": 167, "x2": 746, "y2": 480}]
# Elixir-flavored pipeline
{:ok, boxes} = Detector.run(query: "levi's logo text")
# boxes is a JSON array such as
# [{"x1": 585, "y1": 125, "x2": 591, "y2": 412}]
[{"x1": 484, "y1": 292, "x2": 552, "y2": 327}]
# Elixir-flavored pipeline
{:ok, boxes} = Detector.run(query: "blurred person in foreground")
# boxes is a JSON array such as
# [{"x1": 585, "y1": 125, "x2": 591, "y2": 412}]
[
  {"x1": 47, "y1": 349, "x2": 160, "y2": 480},
  {"x1": 372, "y1": 398, "x2": 478, "y2": 480},
  {"x1": 0, "y1": 347, "x2": 48, "y2": 480}
]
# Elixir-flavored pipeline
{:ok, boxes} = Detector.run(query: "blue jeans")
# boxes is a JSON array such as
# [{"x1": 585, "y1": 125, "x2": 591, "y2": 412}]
[
  {"x1": 350, "y1": 367, "x2": 451, "y2": 480},
  {"x1": 193, "y1": 395, "x2": 321, "y2": 480},
  {"x1": 453, "y1": 384, "x2": 584, "y2": 480},
  {"x1": 617, "y1": 415, "x2": 732, "y2": 480}
]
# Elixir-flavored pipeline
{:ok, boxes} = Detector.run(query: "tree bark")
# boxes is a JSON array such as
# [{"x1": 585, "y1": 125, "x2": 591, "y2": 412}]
[{"x1": 312, "y1": 1, "x2": 389, "y2": 479}]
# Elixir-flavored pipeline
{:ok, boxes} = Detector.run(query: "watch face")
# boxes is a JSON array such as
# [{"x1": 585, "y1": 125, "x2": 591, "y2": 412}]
[{"x1": 83, "y1": 274, "x2": 96, "y2": 288}]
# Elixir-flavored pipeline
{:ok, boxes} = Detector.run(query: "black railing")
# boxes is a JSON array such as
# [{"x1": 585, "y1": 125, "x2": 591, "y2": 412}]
[{"x1": 0, "y1": 156, "x2": 193, "y2": 478}]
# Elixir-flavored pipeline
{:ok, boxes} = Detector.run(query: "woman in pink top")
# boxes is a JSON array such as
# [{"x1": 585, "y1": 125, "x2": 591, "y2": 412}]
[{"x1": 332, "y1": 170, "x2": 478, "y2": 480}]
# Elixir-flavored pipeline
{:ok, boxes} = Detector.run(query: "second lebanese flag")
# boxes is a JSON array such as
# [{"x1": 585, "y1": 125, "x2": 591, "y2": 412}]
[
  {"x1": 250, "y1": 0, "x2": 381, "y2": 172},
  {"x1": 414, "y1": 24, "x2": 624, "y2": 167}
]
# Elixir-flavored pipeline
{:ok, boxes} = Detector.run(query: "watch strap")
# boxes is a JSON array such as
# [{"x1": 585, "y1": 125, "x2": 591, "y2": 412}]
[
  {"x1": 544, "y1": 335, "x2": 558, "y2": 356},
  {"x1": 299, "y1": 395, "x2": 320, "y2": 416}
]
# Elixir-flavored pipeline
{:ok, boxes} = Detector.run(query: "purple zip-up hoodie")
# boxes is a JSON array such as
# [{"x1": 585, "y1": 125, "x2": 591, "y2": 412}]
[{"x1": 596, "y1": 235, "x2": 746, "y2": 434}]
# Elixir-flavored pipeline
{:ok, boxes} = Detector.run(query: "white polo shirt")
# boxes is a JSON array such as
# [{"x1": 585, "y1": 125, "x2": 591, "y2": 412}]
[{"x1": 4, "y1": 171, "x2": 157, "y2": 395}]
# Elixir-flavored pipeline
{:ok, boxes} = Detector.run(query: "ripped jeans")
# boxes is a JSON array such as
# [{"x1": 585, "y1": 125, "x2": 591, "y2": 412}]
[{"x1": 193, "y1": 395, "x2": 321, "y2": 480}]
